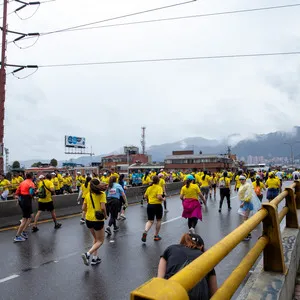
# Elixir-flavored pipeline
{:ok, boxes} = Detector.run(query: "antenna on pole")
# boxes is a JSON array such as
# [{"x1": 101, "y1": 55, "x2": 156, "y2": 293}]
[{"x1": 141, "y1": 127, "x2": 146, "y2": 155}]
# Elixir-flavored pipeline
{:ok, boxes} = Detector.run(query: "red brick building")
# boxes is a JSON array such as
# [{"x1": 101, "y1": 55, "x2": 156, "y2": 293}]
[{"x1": 164, "y1": 150, "x2": 237, "y2": 172}]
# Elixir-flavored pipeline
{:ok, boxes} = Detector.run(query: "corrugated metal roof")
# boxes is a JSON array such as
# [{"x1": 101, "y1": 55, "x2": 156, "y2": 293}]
[{"x1": 165, "y1": 154, "x2": 230, "y2": 160}]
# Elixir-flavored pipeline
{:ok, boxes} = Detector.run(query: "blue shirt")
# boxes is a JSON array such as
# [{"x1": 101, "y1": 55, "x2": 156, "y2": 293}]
[
  {"x1": 106, "y1": 183, "x2": 124, "y2": 199},
  {"x1": 132, "y1": 173, "x2": 142, "y2": 185}
]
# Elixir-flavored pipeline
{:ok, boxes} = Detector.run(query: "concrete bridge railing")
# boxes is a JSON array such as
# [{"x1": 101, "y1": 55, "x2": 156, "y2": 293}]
[{"x1": 0, "y1": 182, "x2": 183, "y2": 228}]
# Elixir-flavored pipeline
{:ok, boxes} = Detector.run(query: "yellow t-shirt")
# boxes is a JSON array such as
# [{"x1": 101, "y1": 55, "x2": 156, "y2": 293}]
[
  {"x1": 101, "y1": 176, "x2": 109, "y2": 184},
  {"x1": 57, "y1": 174, "x2": 64, "y2": 188},
  {"x1": 142, "y1": 176, "x2": 152, "y2": 185},
  {"x1": 84, "y1": 192, "x2": 107, "y2": 222},
  {"x1": 66, "y1": 176, "x2": 73, "y2": 186},
  {"x1": 158, "y1": 178, "x2": 166, "y2": 189},
  {"x1": 0, "y1": 179, "x2": 10, "y2": 191},
  {"x1": 81, "y1": 183, "x2": 90, "y2": 199},
  {"x1": 266, "y1": 178, "x2": 280, "y2": 189},
  {"x1": 219, "y1": 177, "x2": 231, "y2": 188},
  {"x1": 38, "y1": 179, "x2": 54, "y2": 203},
  {"x1": 235, "y1": 175, "x2": 241, "y2": 189},
  {"x1": 199, "y1": 175, "x2": 211, "y2": 187},
  {"x1": 145, "y1": 184, "x2": 163, "y2": 205},
  {"x1": 252, "y1": 181, "x2": 265, "y2": 189},
  {"x1": 52, "y1": 177, "x2": 60, "y2": 191},
  {"x1": 18, "y1": 176, "x2": 24, "y2": 183},
  {"x1": 11, "y1": 178, "x2": 19, "y2": 189},
  {"x1": 180, "y1": 183, "x2": 200, "y2": 200}
]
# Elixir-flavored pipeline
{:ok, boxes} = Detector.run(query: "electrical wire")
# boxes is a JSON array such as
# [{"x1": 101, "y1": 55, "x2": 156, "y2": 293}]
[
  {"x1": 62, "y1": 3, "x2": 300, "y2": 33},
  {"x1": 13, "y1": 35, "x2": 39, "y2": 48},
  {"x1": 31, "y1": 51, "x2": 300, "y2": 68},
  {"x1": 14, "y1": 3, "x2": 40, "y2": 20},
  {"x1": 41, "y1": 0, "x2": 197, "y2": 36},
  {"x1": 12, "y1": 67, "x2": 38, "y2": 79},
  {"x1": 7, "y1": 3, "x2": 300, "y2": 43}
]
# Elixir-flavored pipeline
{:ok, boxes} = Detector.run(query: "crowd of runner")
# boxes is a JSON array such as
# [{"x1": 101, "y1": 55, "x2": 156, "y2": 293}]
[{"x1": 6, "y1": 166, "x2": 299, "y2": 299}]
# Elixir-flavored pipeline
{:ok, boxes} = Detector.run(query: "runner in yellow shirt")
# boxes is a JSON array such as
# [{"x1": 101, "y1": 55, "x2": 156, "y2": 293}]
[{"x1": 32, "y1": 174, "x2": 62, "y2": 232}]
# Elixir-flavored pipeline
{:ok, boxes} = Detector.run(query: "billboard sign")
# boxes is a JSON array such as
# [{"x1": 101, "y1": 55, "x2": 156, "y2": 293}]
[{"x1": 65, "y1": 136, "x2": 86, "y2": 148}]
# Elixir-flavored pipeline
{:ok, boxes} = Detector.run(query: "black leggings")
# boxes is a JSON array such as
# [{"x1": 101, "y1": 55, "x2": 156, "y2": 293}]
[
  {"x1": 220, "y1": 188, "x2": 231, "y2": 209},
  {"x1": 106, "y1": 198, "x2": 120, "y2": 228},
  {"x1": 188, "y1": 217, "x2": 198, "y2": 229}
]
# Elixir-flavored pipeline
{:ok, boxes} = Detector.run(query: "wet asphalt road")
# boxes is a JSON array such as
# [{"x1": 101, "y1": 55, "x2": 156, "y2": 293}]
[{"x1": 0, "y1": 182, "x2": 292, "y2": 300}]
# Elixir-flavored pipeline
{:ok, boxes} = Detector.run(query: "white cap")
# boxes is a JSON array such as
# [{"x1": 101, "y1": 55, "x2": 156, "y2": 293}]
[
  {"x1": 160, "y1": 169, "x2": 164, "y2": 172},
  {"x1": 51, "y1": 172, "x2": 56, "y2": 175},
  {"x1": 104, "y1": 172, "x2": 107, "y2": 176},
  {"x1": 239, "y1": 175, "x2": 246, "y2": 180},
  {"x1": 77, "y1": 172, "x2": 81, "y2": 174},
  {"x1": 39, "y1": 175, "x2": 45, "y2": 179}
]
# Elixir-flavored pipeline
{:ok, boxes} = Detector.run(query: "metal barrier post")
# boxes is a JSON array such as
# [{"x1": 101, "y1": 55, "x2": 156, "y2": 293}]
[
  {"x1": 130, "y1": 277, "x2": 189, "y2": 300},
  {"x1": 285, "y1": 187, "x2": 299, "y2": 228},
  {"x1": 294, "y1": 181, "x2": 300, "y2": 209},
  {"x1": 262, "y1": 203, "x2": 286, "y2": 273}
]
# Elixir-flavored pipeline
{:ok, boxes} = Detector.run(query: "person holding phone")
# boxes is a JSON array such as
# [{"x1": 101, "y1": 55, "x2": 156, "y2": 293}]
[{"x1": 81, "y1": 179, "x2": 107, "y2": 266}]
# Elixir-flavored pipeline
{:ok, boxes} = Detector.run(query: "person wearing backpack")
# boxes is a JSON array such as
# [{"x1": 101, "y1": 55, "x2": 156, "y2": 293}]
[
  {"x1": 157, "y1": 233, "x2": 218, "y2": 299},
  {"x1": 31, "y1": 173, "x2": 62, "y2": 232},
  {"x1": 252, "y1": 175, "x2": 266, "y2": 202},
  {"x1": 218, "y1": 171, "x2": 232, "y2": 213},
  {"x1": 13, "y1": 172, "x2": 36, "y2": 242}
]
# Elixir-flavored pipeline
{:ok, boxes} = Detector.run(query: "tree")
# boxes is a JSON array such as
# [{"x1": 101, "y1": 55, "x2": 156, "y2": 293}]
[
  {"x1": 31, "y1": 162, "x2": 42, "y2": 167},
  {"x1": 50, "y1": 158, "x2": 58, "y2": 167},
  {"x1": 12, "y1": 161, "x2": 20, "y2": 169}
]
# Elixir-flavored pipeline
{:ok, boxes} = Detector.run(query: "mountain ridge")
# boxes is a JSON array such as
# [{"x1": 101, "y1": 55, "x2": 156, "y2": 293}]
[{"x1": 14, "y1": 126, "x2": 300, "y2": 167}]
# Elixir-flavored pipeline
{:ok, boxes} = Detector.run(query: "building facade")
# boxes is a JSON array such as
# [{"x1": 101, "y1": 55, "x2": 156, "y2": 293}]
[{"x1": 164, "y1": 150, "x2": 237, "y2": 172}]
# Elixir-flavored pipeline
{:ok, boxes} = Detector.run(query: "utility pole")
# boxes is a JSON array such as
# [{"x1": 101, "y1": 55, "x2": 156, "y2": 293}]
[{"x1": 0, "y1": 0, "x2": 8, "y2": 173}]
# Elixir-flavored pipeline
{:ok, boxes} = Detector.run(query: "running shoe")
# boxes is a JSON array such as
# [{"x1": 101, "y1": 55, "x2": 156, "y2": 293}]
[
  {"x1": 189, "y1": 228, "x2": 195, "y2": 234},
  {"x1": 218, "y1": 209, "x2": 221, "y2": 213},
  {"x1": 14, "y1": 236, "x2": 26, "y2": 242},
  {"x1": 77, "y1": 200, "x2": 80, "y2": 205},
  {"x1": 120, "y1": 214, "x2": 126, "y2": 220},
  {"x1": 21, "y1": 232, "x2": 28, "y2": 239},
  {"x1": 141, "y1": 232, "x2": 147, "y2": 243},
  {"x1": 140, "y1": 199, "x2": 143, "y2": 206},
  {"x1": 243, "y1": 234, "x2": 252, "y2": 241},
  {"x1": 154, "y1": 235, "x2": 162, "y2": 241},
  {"x1": 80, "y1": 218, "x2": 85, "y2": 224},
  {"x1": 54, "y1": 223, "x2": 62, "y2": 229},
  {"x1": 164, "y1": 209, "x2": 169, "y2": 213},
  {"x1": 113, "y1": 226, "x2": 120, "y2": 232},
  {"x1": 105, "y1": 227, "x2": 112, "y2": 235},
  {"x1": 91, "y1": 257, "x2": 102, "y2": 266},
  {"x1": 32, "y1": 226, "x2": 39, "y2": 233},
  {"x1": 81, "y1": 253, "x2": 90, "y2": 266}
]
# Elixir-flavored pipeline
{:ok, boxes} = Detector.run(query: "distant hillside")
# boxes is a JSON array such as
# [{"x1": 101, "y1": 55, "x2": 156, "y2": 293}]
[
  {"x1": 147, "y1": 137, "x2": 227, "y2": 162},
  {"x1": 232, "y1": 126, "x2": 300, "y2": 158}
]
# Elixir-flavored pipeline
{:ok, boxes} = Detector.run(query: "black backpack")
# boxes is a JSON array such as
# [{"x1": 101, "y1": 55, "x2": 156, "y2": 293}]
[{"x1": 38, "y1": 181, "x2": 50, "y2": 199}]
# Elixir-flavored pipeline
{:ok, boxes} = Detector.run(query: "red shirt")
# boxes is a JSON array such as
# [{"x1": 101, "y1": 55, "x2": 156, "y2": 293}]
[{"x1": 16, "y1": 179, "x2": 36, "y2": 196}]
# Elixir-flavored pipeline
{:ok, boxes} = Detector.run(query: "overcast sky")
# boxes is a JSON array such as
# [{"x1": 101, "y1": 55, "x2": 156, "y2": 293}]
[{"x1": 3, "y1": 0, "x2": 300, "y2": 161}]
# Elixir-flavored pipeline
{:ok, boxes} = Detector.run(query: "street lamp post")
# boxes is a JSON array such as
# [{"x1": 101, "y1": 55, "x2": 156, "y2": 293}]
[{"x1": 284, "y1": 142, "x2": 300, "y2": 167}]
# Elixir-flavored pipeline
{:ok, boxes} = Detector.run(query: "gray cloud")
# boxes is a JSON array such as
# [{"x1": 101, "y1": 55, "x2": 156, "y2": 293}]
[{"x1": 3, "y1": 0, "x2": 300, "y2": 161}]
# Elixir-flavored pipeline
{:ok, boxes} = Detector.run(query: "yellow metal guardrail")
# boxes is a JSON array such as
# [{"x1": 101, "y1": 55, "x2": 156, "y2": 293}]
[{"x1": 131, "y1": 181, "x2": 300, "y2": 300}]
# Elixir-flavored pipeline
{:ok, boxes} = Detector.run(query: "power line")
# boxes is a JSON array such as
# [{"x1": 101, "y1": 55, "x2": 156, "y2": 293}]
[
  {"x1": 62, "y1": 3, "x2": 300, "y2": 33},
  {"x1": 8, "y1": 51, "x2": 300, "y2": 70},
  {"x1": 8, "y1": 3, "x2": 300, "y2": 43},
  {"x1": 41, "y1": 0, "x2": 197, "y2": 36}
]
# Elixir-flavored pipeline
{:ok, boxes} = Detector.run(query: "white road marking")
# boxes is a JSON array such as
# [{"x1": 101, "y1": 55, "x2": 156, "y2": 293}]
[
  {"x1": 0, "y1": 274, "x2": 19, "y2": 284},
  {"x1": 162, "y1": 216, "x2": 182, "y2": 225}
]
